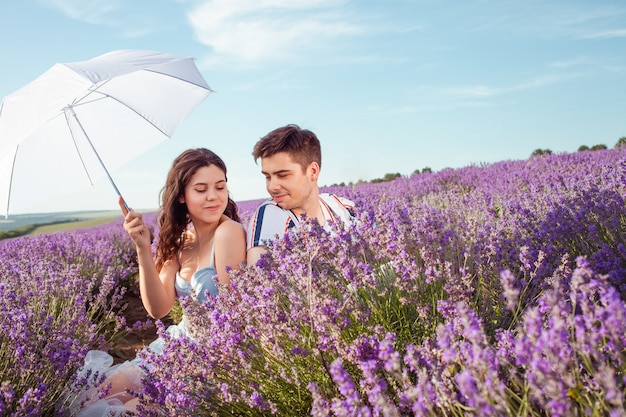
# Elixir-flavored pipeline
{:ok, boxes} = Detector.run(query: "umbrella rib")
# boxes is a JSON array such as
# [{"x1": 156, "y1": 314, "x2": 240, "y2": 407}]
[
  {"x1": 71, "y1": 70, "x2": 211, "y2": 138},
  {"x1": 4, "y1": 146, "x2": 19, "y2": 218},
  {"x1": 75, "y1": 92, "x2": 170, "y2": 137},
  {"x1": 64, "y1": 105, "x2": 130, "y2": 211},
  {"x1": 63, "y1": 107, "x2": 97, "y2": 186},
  {"x1": 143, "y1": 68, "x2": 212, "y2": 90}
]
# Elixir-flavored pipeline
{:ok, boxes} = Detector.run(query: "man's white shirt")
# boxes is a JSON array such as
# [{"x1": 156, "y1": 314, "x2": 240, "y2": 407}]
[{"x1": 246, "y1": 193, "x2": 356, "y2": 249}]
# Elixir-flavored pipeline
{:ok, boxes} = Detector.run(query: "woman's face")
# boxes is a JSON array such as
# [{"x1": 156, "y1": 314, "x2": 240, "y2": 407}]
[{"x1": 180, "y1": 164, "x2": 228, "y2": 224}]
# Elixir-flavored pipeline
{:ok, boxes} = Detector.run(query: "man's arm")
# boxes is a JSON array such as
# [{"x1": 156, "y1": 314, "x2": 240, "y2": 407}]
[
  {"x1": 246, "y1": 200, "x2": 294, "y2": 266},
  {"x1": 247, "y1": 245, "x2": 267, "y2": 266}
]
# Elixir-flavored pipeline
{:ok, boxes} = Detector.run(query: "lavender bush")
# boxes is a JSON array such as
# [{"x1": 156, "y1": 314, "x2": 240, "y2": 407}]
[
  {"x1": 132, "y1": 149, "x2": 626, "y2": 415},
  {"x1": 2, "y1": 148, "x2": 625, "y2": 416},
  {"x1": 0, "y1": 221, "x2": 141, "y2": 416}
]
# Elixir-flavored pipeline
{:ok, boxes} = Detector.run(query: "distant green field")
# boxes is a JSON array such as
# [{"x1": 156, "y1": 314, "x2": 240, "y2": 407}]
[
  {"x1": 0, "y1": 216, "x2": 119, "y2": 240},
  {"x1": 28, "y1": 217, "x2": 118, "y2": 236}
]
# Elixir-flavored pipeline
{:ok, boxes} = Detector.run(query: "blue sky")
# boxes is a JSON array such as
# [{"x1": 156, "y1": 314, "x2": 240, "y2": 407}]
[{"x1": 1, "y1": 0, "x2": 625, "y2": 214}]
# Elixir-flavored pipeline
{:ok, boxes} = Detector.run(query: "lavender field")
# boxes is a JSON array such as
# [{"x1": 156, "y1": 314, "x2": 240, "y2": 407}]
[{"x1": 1, "y1": 148, "x2": 625, "y2": 416}]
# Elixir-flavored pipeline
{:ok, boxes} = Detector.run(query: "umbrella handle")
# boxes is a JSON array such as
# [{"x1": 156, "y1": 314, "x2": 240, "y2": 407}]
[{"x1": 119, "y1": 195, "x2": 131, "y2": 215}]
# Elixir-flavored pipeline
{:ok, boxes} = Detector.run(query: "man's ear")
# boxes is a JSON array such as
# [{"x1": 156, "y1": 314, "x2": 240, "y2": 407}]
[{"x1": 308, "y1": 161, "x2": 320, "y2": 181}]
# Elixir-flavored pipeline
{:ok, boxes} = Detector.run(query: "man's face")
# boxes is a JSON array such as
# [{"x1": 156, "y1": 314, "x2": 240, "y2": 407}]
[{"x1": 260, "y1": 151, "x2": 318, "y2": 214}]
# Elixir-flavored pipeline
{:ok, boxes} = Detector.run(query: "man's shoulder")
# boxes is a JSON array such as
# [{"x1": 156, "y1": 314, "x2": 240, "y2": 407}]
[
  {"x1": 250, "y1": 199, "x2": 294, "y2": 222},
  {"x1": 320, "y1": 193, "x2": 356, "y2": 218},
  {"x1": 253, "y1": 198, "x2": 287, "y2": 213},
  {"x1": 320, "y1": 193, "x2": 355, "y2": 205},
  {"x1": 247, "y1": 199, "x2": 297, "y2": 249}
]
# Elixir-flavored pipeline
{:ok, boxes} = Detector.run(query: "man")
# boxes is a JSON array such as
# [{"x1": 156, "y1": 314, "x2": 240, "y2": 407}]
[{"x1": 246, "y1": 124, "x2": 356, "y2": 265}]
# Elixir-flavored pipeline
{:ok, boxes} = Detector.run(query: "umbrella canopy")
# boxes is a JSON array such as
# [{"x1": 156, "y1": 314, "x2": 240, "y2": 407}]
[{"x1": 0, "y1": 49, "x2": 212, "y2": 217}]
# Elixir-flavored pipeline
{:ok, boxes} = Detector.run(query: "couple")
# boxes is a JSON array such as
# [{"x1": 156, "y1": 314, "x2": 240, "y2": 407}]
[{"x1": 74, "y1": 124, "x2": 355, "y2": 415}]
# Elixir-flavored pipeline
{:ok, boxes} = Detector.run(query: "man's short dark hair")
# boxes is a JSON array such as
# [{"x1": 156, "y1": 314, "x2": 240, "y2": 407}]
[{"x1": 253, "y1": 124, "x2": 322, "y2": 172}]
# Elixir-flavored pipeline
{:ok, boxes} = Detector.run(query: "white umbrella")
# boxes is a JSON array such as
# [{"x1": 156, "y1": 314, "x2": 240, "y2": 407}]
[{"x1": 0, "y1": 49, "x2": 212, "y2": 217}]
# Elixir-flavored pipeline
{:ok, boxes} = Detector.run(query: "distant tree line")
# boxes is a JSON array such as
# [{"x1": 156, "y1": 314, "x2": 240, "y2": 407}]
[
  {"x1": 330, "y1": 136, "x2": 626, "y2": 187},
  {"x1": 0, "y1": 219, "x2": 81, "y2": 240},
  {"x1": 531, "y1": 136, "x2": 626, "y2": 158},
  {"x1": 371, "y1": 172, "x2": 401, "y2": 183},
  {"x1": 328, "y1": 167, "x2": 433, "y2": 187}
]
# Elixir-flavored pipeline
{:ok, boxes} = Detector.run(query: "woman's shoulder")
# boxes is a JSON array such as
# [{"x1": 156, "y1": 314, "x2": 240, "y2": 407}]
[{"x1": 216, "y1": 216, "x2": 245, "y2": 237}]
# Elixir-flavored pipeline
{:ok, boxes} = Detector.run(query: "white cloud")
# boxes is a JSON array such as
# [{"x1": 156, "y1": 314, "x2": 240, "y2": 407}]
[
  {"x1": 43, "y1": 0, "x2": 169, "y2": 38},
  {"x1": 394, "y1": 24, "x2": 426, "y2": 34},
  {"x1": 394, "y1": 71, "x2": 580, "y2": 114},
  {"x1": 445, "y1": 73, "x2": 578, "y2": 100},
  {"x1": 604, "y1": 65, "x2": 626, "y2": 73},
  {"x1": 513, "y1": 73, "x2": 580, "y2": 90},
  {"x1": 581, "y1": 28, "x2": 626, "y2": 39},
  {"x1": 45, "y1": 0, "x2": 121, "y2": 24},
  {"x1": 549, "y1": 56, "x2": 590, "y2": 68},
  {"x1": 379, "y1": 99, "x2": 494, "y2": 115},
  {"x1": 556, "y1": 6, "x2": 624, "y2": 25},
  {"x1": 459, "y1": 3, "x2": 626, "y2": 42},
  {"x1": 186, "y1": 0, "x2": 361, "y2": 65},
  {"x1": 445, "y1": 85, "x2": 498, "y2": 98}
]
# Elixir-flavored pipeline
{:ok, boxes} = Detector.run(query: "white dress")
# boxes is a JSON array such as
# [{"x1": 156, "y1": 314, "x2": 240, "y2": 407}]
[{"x1": 66, "y1": 247, "x2": 219, "y2": 416}]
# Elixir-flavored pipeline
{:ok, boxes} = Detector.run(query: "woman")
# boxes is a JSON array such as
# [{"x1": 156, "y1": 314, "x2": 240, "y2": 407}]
[{"x1": 73, "y1": 148, "x2": 246, "y2": 415}]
